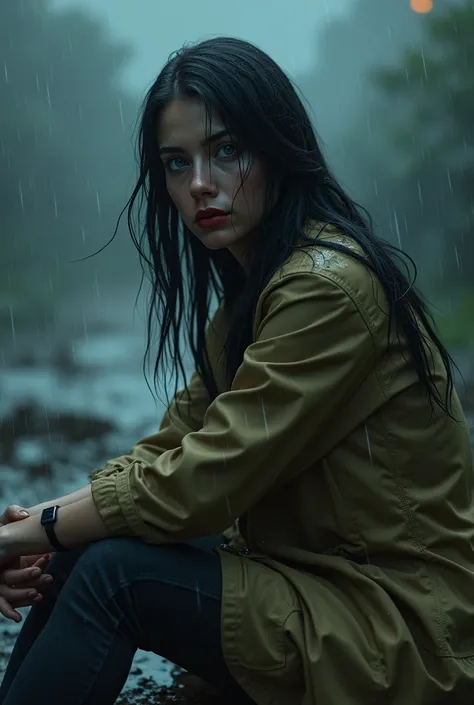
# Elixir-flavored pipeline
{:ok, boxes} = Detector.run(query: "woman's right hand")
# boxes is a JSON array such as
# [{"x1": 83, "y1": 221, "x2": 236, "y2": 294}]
[
  {"x1": 0, "y1": 554, "x2": 53, "y2": 622},
  {"x1": 0, "y1": 505, "x2": 53, "y2": 622}
]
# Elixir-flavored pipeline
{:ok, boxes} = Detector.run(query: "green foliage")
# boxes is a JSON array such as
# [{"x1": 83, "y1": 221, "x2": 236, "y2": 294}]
[{"x1": 433, "y1": 289, "x2": 474, "y2": 348}]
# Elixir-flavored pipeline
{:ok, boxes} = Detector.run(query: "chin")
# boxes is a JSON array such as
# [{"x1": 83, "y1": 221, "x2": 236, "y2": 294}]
[{"x1": 195, "y1": 229, "x2": 245, "y2": 251}]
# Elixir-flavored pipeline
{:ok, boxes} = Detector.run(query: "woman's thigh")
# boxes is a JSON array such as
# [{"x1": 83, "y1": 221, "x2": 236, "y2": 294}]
[{"x1": 54, "y1": 535, "x2": 242, "y2": 693}]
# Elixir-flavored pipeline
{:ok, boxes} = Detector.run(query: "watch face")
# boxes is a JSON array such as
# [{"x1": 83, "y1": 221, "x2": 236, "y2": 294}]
[{"x1": 41, "y1": 506, "x2": 58, "y2": 525}]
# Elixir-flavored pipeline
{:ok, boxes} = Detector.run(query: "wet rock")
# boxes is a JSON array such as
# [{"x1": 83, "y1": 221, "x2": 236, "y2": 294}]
[{"x1": 117, "y1": 670, "x2": 232, "y2": 705}]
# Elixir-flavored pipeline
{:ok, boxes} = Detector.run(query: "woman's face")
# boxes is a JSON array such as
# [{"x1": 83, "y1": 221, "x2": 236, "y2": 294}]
[{"x1": 157, "y1": 97, "x2": 267, "y2": 265}]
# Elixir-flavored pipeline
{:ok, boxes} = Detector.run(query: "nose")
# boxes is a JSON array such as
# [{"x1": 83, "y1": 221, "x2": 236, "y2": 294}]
[{"x1": 189, "y1": 159, "x2": 217, "y2": 200}]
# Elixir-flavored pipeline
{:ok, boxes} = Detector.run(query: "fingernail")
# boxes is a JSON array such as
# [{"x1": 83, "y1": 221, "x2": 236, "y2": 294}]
[
  {"x1": 28, "y1": 590, "x2": 37, "y2": 598},
  {"x1": 33, "y1": 595, "x2": 43, "y2": 601},
  {"x1": 31, "y1": 568, "x2": 41, "y2": 577},
  {"x1": 18, "y1": 510, "x2": 29, "y2": 517}
]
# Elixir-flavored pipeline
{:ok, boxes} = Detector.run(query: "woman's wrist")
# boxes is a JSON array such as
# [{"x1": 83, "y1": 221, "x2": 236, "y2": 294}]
[
  {"x1": 0, "y1": 523, "x2": 25, "y2": 560},
  {"x1": 0, "y1": 494, "x2": 109, "y2": 561},
  {"x1": 0, "y1": 517, "x2": 54, "y2": 559}
]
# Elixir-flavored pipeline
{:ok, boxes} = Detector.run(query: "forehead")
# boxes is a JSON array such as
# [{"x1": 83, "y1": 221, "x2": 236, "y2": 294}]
[{"x1": 157, "y1": 97, "x2": 225, "y2": 147}]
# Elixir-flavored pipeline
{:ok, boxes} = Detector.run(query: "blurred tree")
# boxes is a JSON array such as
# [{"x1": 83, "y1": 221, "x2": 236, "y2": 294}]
[
  {"x1": 297, "y1": 0, "x2": 471, "y2": 344},
  {"x1": 296, "y1": 0, "x2": 427, "y2": 181},
  {"x1": 0, "y1": 0, "x2": 139, "y2": 324},
  {"x1": 372, "y1": 0, "x2": 474, "y2": 288}
]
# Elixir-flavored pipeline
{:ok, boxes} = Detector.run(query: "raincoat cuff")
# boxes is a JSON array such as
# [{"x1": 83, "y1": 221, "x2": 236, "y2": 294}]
[
  {"x1": 89, "y1": 464, "x2": 122, "y2": 482},
  {"x1": 91, "y1": 466, "x2": 146, "y2": 538}
]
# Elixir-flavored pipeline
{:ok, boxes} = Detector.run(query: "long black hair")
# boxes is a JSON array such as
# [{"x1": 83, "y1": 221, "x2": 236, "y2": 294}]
[{"x1": 126, "y1": 36, "x2": 456, "y2": 416}]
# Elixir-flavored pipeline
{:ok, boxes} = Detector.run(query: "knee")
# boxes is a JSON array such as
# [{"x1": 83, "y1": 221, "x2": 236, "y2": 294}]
[{"x1": 76, "y1": 537, "x2": 138, "y2": 578}]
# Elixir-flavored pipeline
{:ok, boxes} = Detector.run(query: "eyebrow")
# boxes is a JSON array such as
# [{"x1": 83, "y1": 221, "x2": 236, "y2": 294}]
[{"x1": 158, "y1": 128, "x2": 231, "y2": 156}]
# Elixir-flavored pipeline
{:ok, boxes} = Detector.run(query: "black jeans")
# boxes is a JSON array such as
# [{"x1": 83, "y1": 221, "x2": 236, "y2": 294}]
[{"x1": 0, "y1": 535, "x2": 254, "y2": 704}]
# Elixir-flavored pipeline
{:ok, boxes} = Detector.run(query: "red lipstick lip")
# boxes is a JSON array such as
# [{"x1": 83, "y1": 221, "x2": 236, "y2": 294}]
[{"x1": 195, "y1": 208, "x2": 228, "y2": 223}]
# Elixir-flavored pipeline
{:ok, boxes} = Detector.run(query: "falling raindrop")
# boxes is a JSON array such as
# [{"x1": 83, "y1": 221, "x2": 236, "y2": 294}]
[
  {"x1": 417, "y1": 181, "x2": 423, "y2": 207},
  {"x1": 364, "y1": 423, "x2": 373, "y2": 465},
  {"x1": 9, "y1": 306, "x2": 16, "y2": 346},
  {"x1": 420, "y1": 49, "x2": 428, "y2": 80},
  {"x1": 46, "y1": 82, "x2": 52, "y2": 111},
  {"x1": 454, "y1": 246, "x2": 461, "y2": 272},
  {"x1": 195, "y1": 582, "x2": 202, "y2": 612},
  {"x1": 53, "y1": 192, "x2": 58, "y2": 218},
  {"x1": 260, "y1": 399, "x2": 269, "y2": 438},
  {"x1": 4, "y1": 62, "x2": 9, "y2": 83},
  {"x1": 18, "y1": 180, "x2": 25, "y2": 214},
  {"x1": 96, "y1": 191, "x2": 102, "y2": 216},
  {"x1": 118, "y1": 99, "x2": 125, "y2": 131},
  {"x1": 446, "y1": 168, "x2": 453, "y2": 194},
  {"x1": 94, "y1": 273, "x2": 101, "y2": 301},
  {"x1": 393, "y1": 210, "x2": 402, "y2": 247}
]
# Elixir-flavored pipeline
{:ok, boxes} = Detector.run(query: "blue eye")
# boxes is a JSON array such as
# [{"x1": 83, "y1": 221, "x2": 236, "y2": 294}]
[
  {"x1": 217, "y1": 144, "x2": 237, "y2": 158},
  {"x1": 167, "y1": 157, "x2": 188, "y2": 172}
]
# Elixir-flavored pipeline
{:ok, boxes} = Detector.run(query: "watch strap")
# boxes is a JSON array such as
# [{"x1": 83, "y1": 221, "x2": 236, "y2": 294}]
[{"x1": 40, "y1": 506, "x2": 68, "y2": 552}]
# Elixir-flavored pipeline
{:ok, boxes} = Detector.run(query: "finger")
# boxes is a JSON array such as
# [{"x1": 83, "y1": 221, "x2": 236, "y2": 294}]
[
  {"x1": 3, "y1": 594, "x2": 43, "y2": 612},
  {"x1": 11, "y1": 594, "x2": 44, "y2": 609},
  {"x1": 0, "y1": 505, "x2": 29, "y2": 526},
  {"x1": 34, "y1": 554, "x2": 52, "y2": 569},
  {"x1": 21, "y1": 554, "x2": 51, "y2": 570},
  {"x1": 14, "y1": 575, "x2": 54, "y2": 591},
  {"x1": 0, "y1": 585, "x2": 42, "y2": 604},
  {"x1": 18, "y1": 555, "x2": 51, "y2": 573},
  {"x1": 2, "y1": 565, "x2": 46, "y2": 586},
  {"x1": 0, "y1": 595, "x2": 22, "y2": 623}
]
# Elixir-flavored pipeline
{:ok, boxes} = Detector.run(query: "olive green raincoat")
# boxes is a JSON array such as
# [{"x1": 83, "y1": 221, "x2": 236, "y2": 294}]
[{"x1": 91, "y1": 226, "x2": 474, "y2": 704}]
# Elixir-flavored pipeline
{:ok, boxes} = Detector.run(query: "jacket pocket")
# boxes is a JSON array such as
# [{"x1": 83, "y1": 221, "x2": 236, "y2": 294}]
[{"x1": 236, "y1": 559, "x2": 301, "y2": 672}]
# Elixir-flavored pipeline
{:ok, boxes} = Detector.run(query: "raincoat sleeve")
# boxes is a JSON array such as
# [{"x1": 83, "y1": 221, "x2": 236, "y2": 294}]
[{"x1": 91, "y1": 270, "x2": 378, "y2": 543}]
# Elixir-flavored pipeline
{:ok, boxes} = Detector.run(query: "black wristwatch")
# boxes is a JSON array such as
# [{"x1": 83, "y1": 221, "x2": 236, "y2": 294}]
[{"x1": 40, "y1": 505, "x2": 67, "y2": 552}]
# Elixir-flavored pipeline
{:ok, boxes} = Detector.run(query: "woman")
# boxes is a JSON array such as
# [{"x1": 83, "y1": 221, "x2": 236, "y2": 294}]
[{"x1": 0, "y1": 36, "x2": 473, "y2": 705}]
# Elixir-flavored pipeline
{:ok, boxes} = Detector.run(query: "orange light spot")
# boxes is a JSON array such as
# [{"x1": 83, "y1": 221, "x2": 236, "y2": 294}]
[{"x1": 410, "y1": 0, "x2": 433, "y2": 12}]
